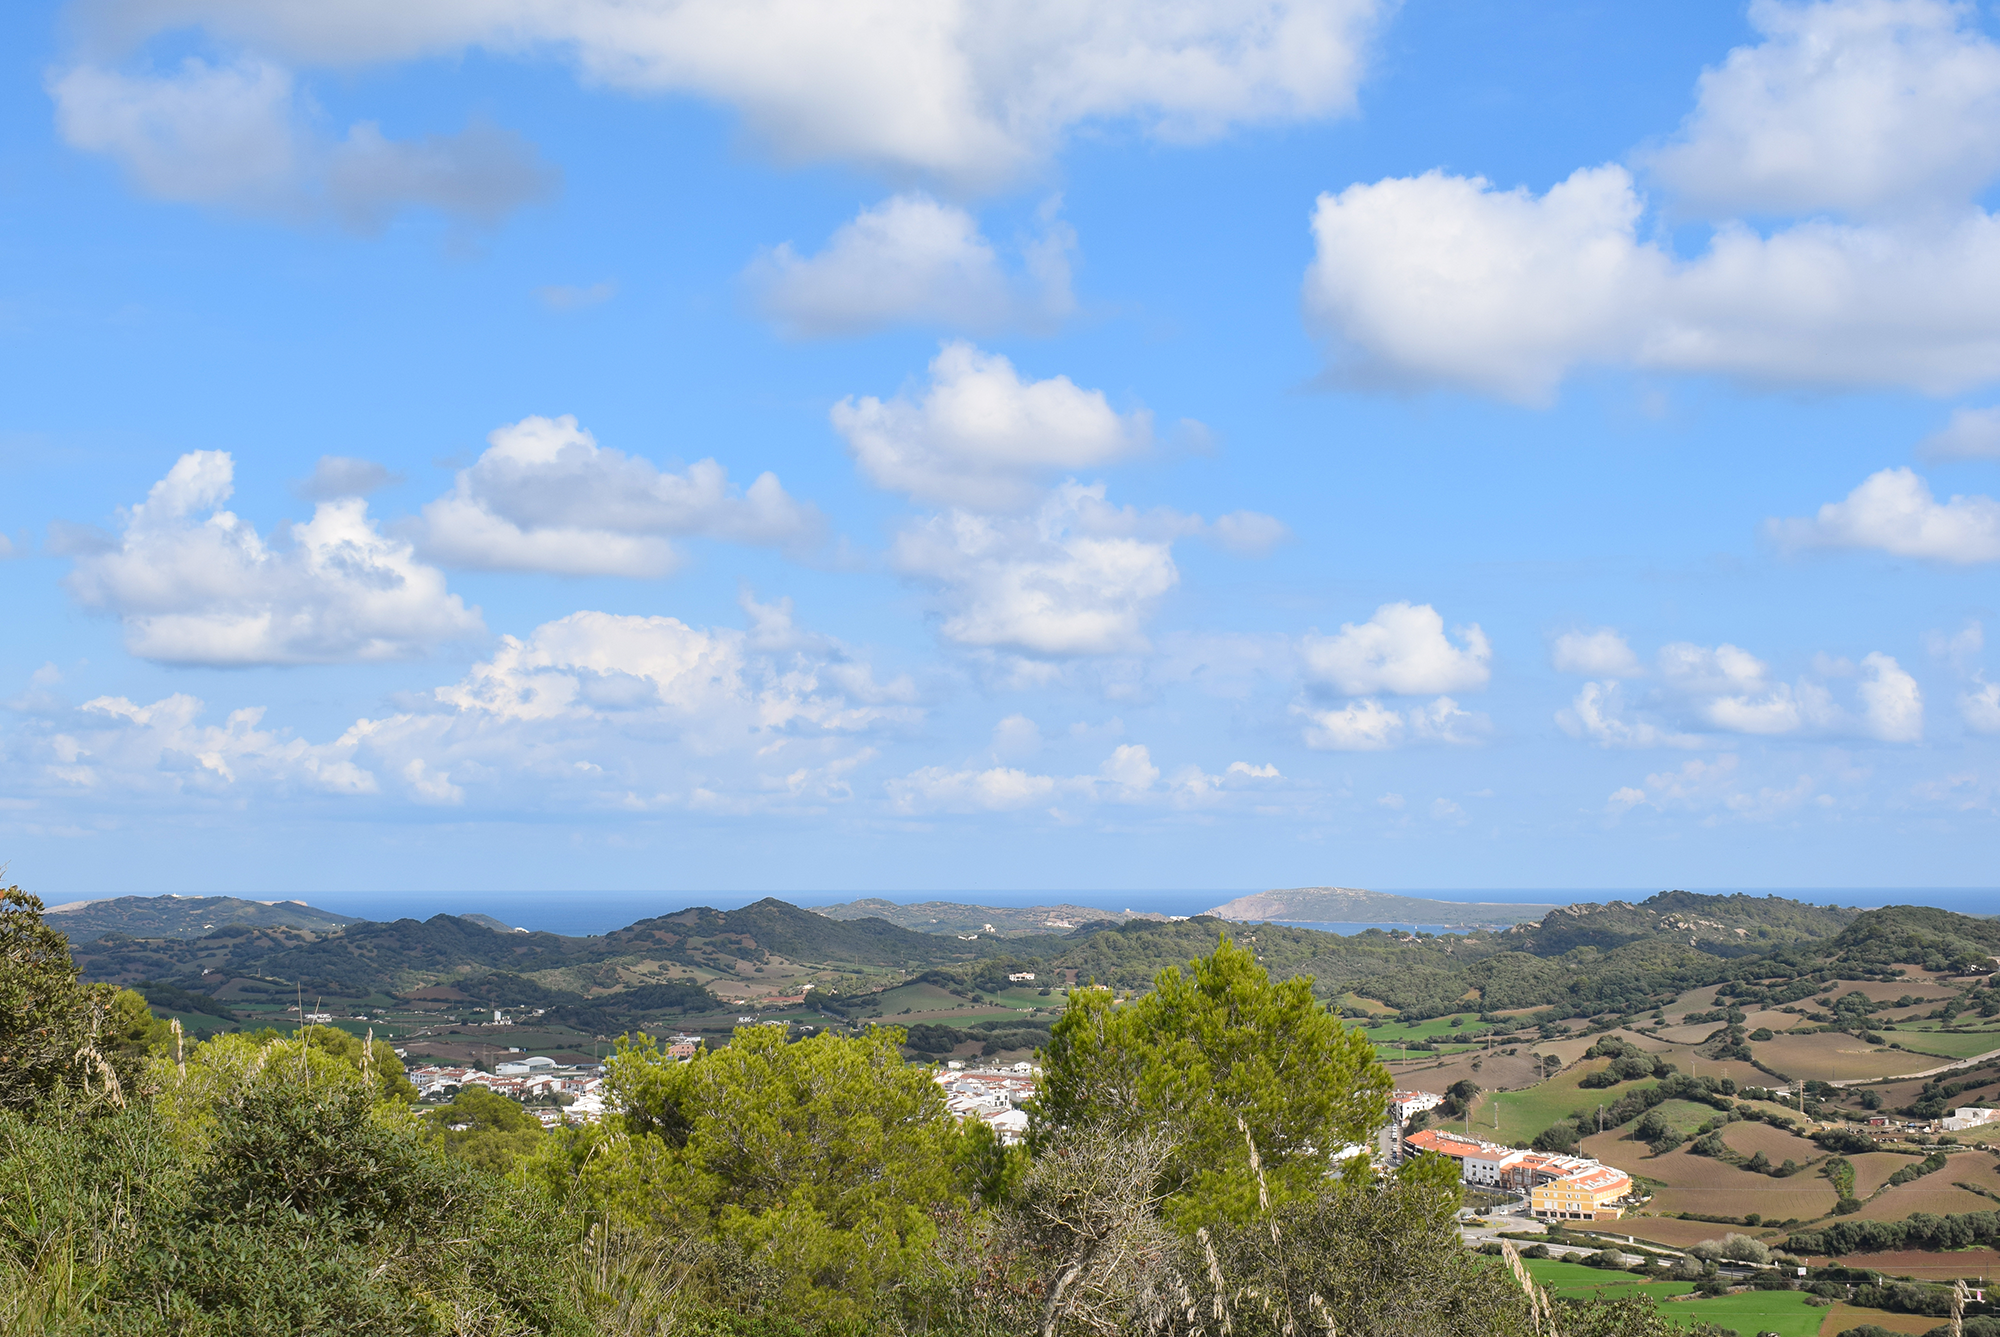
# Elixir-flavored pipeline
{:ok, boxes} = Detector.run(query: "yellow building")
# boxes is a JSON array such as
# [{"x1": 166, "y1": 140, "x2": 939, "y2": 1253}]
[{"x1": 1530, "y1": 1166, "x2": 1631, "y2": 1221}]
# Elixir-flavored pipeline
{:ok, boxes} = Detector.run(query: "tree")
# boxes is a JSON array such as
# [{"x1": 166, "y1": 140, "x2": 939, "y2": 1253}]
[
  {"x1": 1033, "y1": 936, "x2": 1391, "y2": 1231},
  {"x1": 573, "y1": 1024, "x2": 978, "y2": 1326},
  {"x1": 421, "y1": 1083, "x2": 545, "y2": 1173},
  {"x1": 0, "y1": 885, "x2": 147, "y2": 1111}
]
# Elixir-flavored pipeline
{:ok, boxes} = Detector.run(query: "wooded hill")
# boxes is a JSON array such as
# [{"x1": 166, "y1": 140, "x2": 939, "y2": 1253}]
[
  {"x1": 45, "y1": 894, "x2": 363, "y2": 942},
  {"x1": 62, "y1": 891, "x2": 1998, "y2": 1040},
  {"x1": 67, "y1": 897, "x2": 1010, "y2": 1033}
]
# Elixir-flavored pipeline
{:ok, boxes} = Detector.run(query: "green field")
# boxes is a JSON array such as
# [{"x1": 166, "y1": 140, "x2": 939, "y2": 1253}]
[
  {"x1": 1514, "y1": 1260, "x2": 1825, "y2": 1336},
  {"x1": 1369, "y1": 1011, "x2": 1494, "y2": 1041},
  {"x1": 1880, "y1": 1028, "x2": 2000, "y2": 1059},
  {"x1": 1477, "y1": 1061, "x2": 1653, "y2": 1144}
]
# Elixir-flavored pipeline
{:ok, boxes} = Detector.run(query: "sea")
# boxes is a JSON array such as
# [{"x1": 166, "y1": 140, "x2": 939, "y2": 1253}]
[{"x1": 292, "y1": 887, "x2": 1999, "y2": 939}]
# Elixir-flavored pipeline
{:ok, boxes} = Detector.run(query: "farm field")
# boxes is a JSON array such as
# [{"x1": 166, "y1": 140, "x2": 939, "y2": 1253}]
[
  {"x1": 1520, "y1": 1258, "x2": 1686, "y2": 1300},
  {"x1": 1514, "y1": 1256, "x2": 1826, "y2": 1337},
  {"x1": 1394, "y1": 1048, "x2": 1544, "y2": 1099},
  {"x1": 1852, "y1": 1177, "x2": 1998, "y2": 1220},
  {"x1": 1851, "y1": 1151, "x2": 1926, "y2": 1198},
  {"x1": 1751, "y1": 1031, "x2": 1937, "y2": 1082},
  {"x1": 1880, "y1": 1029, "x2": 2000, "y2": 1060},
  {"x1": 1478, "y1": 1059, "x2": 1643, "y2": 1143},
  {"x1": 1720, "y1": 1120, "x2": 1820, "y2": 1164},
  {"x1": 1632, "y1": 1143, "x2": 1837, "y2": 1221},
  {"x1": 1812, "y1": 1301, "x2": 1939, "y2": 1334},
  {"x1": 1651, "y1": 1289, "x2": 1826, "y2": 1337},
  {"x1": 1806, "y1": 1246, "x2": 2000, "y2": 1281},
  {"x1": 1611, "y1": 1215, "x2": 1773, "y2": 1248}
]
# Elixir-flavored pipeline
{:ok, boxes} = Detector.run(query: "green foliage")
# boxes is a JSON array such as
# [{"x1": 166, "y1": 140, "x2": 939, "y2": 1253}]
[
  {"x1": 420, "y1": 1084, "x2": 545, "y2": 1174},
  {"x1": 572, "y1": 1024, "x2": 971, "y2": 1326},
  {"x1": 0, "y1": 887, "x2": 150, "y2": 1113},
  {"x1": 1033, "y1": 935, "x2": 1391, "y2": 1230},
  {"x1": 0, "y1": 1079, "x2": 587, "y2": 1336}
]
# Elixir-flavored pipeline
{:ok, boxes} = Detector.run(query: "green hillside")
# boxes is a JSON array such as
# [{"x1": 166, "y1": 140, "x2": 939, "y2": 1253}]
[{"x1": 46, "y1": 894, "x2": 363, "y2": 942}]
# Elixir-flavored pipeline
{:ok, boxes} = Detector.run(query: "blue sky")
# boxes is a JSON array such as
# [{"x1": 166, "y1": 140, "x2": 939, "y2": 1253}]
[{"x1": 5, "y1": 0, "x2": 2000, "y2": 900}]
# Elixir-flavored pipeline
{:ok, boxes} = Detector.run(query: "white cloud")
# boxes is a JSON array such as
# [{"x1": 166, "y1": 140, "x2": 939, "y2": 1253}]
[
  {"x1": 1605, "y1": 753, "x2": 1823, "y2": 822},
  {"x1": 49, "y1": 58, "x2": 553, "y2": 231},
  {"x1": 891, "y1": 482, "x2": 1179, "y2": 656},
  {"x1": 833, "y1": 342, "x2": 1149, "y2": 510},
  {"x1": 1963, "y1": 678, "x2": 2000, "y2": 733},
  {"x1": 1857, "y1": 651, "x2": 1925, "y2": 742},
  {"x1": 1429, "y1": 796, "x2": 1463, "y2": 822},
  {"x1": 1565, "y1": 639, "x2": 1924, "y2": 744},
  {"x1": 1295, "y1": 695, "x2": 1484, "y2": 751},
  {"x1": 1557, "y1": 680, "x2": 1702, "y2": 749},
  {"x1": 296, "y1": 455, "x2": 399, "y2": 501},
  {"x1": 23, "y1": 692, "x2": 378, "y2": 797},
  {"x1": 64, "y1": 450, "x2": 481, "y2": 666},
  {"x1": 1918, "y1": 406, "x2": 2000, "y2": 460},
  {"x1": 1098, "y1": 742, "x2": 1159, "y2": 791},
  {"x1": 887, "y1": 764, "x2": 1058, "y2": 813},
  {"x1": 7, "y1": 603, "x2": 918, "y2": 814},
  {"x1": 885, "y1": 741, "x2": 1258, "y2": 815},
  {"x1": 1769, "y1": 466, "x2": 2000, "y2": 563},
  {"x1": 1209, "y1": 510, "x2": 1291, "y2": 556},
  {"x1": 749, "y1": 193, "x2": 1074, "y2": 338},
  {"x1": 74, "y1": 0, "x2": 1387, "y2": 188},
  {"x1": 991, "y1": 713, "x2": 1044, "y2": 760},
  {"x1": 1306, "y1": 166, "x2": 1663, "y2": 403},
  {"x1": 1551, "y1": 627, "x2": 1643, "y2": 677},
  {"x1": 418, "y1": 414, "x2": 819, "y2": 577},
  {"x1": 1300, "y1": 602, "x2": 1491, "y2": 695},
  {"x1": 1307, "y1": 165, "x2": 2000, "y2": 402},
  {"x1": 1647, "y1": 0, "x2": 2000, "y2": 218}
]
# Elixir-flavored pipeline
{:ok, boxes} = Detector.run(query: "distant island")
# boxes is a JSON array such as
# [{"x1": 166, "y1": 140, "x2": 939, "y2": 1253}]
[
  {"x1": 811, "y1": 898, "x2": 1166, "y2": 937},
  {"x1": 1207, "y1": 886, "x2": 1560, "y2": 928}
]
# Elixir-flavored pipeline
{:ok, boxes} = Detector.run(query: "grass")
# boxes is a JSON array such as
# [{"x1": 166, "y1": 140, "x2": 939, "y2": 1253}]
[
  {"x1": 1513, "y1": 1259, "x2": 1824, "y2": 1336},
  {"x1": 1476, "y1": 1060, "x2": 1651, "y2": 1144},
  {"x1": 1881, "y1": 1028, "x2": 2000, "y2": 1060},
  {"x1": 1653, "y1": 1289, "x2": 1826, "y2": 1337}
]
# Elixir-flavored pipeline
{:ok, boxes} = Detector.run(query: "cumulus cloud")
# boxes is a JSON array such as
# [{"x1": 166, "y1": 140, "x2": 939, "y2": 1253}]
[
  {"x1": 1551, "y1": 627, "x2": 1643, "y2": 677},
  {"x1": 886, "y1": 741, "x2": 1264, "y2": 814},
  {"x1": 1647, "y1": 0, "x2": 2000, "y2": 218},
  {"x1": 749, "y1": 193, "x2": 1074, "y2": 338},
  {"x1": 418, "y1": 414, "x2": 819, "y2": 578},
  {"x1": 1557, "y1": 680, "x2": 1702, "y2": 749},
  {"x1": 1565, "y1": 638, "x2": 1922, "y2": 745},
  {"x1": 1919, "y1": 406, "x2": 2000, "y2": 460},
  {"x1": 71, "y1": 0, "x2": 1386, "y2": 188},
  {"x1": 1307, "y1": 165, "x2": 2000, "y2": 402},
  {"x1": 64, "y1": 450, "x2": 481, "y2": 666},
  {"x1": 1770, "y1": 466, "x2": 2000, "y2": 563},
  {"x1": 1964, "y1": 678, "x2": 2000, "y2": 733},
  {"x1": 49, "y1": 58, "x2": 553, "y2": 231},
  {"x1": 1304, "y1": 3, "x2": 2000, "y2": 402},
  {"x1": 1606, "y1": 753, "x2": 1826, "y2": 822},
  {"x1": 23, "y1": 692, "x2": 377, "y2": 798},
  {"x1": 892, "y1": 482, "x2": 1180, "y2": 657},
  {"x1": 296, "y1": 455, "x2": 400, "y2": 501},
  {"x1": 833, "y1": 343, "x2": 1150, "y2": 510},
  {"x1": 1295, "y1": 695, "x2": 1484, "y2": 751},
  {"x1": 1300, "y1": 602, "x2": 1491, "y2": 695},
  {"x1": 7, "y1": 603, "x2": 919, "y2": 813}
]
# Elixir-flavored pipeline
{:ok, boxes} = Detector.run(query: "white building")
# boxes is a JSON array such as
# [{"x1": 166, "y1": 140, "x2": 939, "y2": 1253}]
[
  {"x1": 1943, "y1": 1107, "x2": 1999, "y2": 1132},
  {"x1": 1390, "y1": 1090, "x2": 1445, "y2": 1123}
]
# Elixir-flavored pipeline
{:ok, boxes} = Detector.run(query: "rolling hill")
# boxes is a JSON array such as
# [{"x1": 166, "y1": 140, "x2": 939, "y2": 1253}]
[{"x1": 45, "y1": 894, "x2": 363, "y2": 942}]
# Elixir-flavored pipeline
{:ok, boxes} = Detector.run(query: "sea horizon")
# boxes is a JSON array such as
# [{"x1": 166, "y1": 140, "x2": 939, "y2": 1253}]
[{"x1": 150, "y1": 885, "x2": 2000, "y2": 938}]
